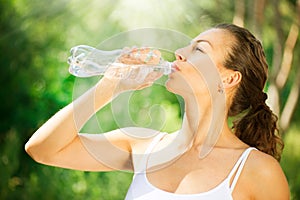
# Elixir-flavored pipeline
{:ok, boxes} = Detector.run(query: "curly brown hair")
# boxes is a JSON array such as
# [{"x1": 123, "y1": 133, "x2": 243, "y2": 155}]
[{"x1": 215, "y1": 23, "x2": 284, "y2": 161}]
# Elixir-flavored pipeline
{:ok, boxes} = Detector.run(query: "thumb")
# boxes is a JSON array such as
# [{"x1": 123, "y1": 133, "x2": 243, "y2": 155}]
[{"x1": 136, "y1": 82, "x2": 154, "y2": 90}]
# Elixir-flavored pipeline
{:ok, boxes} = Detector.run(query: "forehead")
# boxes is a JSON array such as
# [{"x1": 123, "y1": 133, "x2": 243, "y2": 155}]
[{"x1": 194, "y1": 28, "x2": 233, "y2": 49}]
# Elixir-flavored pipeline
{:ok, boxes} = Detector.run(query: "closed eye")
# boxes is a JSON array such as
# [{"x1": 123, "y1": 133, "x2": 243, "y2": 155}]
[
  {"x1": 190, "y1": 40, "x2": 207, "y2": 53},
  {"x1": 196, "y1": 47, "x2": 205, "y2": 53}
]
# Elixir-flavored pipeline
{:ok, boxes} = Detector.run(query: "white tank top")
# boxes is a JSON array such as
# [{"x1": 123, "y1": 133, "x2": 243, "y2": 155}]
[{"x1": 125, "y1": 133, "x2": 256, "y2": 200}]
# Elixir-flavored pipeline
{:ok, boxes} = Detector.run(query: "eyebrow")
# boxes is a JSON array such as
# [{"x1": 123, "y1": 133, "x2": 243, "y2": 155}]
[{"x1": 193, "y1": 39, "x2": 213, "y2": 48}]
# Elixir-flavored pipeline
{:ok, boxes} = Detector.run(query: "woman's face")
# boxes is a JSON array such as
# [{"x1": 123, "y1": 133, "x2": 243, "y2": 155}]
[{"x1": 166, "y1": 28, "x2": 233, "y2": 97}]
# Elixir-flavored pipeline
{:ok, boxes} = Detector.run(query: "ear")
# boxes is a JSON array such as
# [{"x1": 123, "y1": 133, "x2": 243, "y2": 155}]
[{"x1": 222, "y1": 70, "x2": 242, "y2": 89}]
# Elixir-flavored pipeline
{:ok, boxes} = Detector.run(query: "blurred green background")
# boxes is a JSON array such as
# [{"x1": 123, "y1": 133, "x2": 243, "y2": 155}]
[{"x1": 1, "y1": 0, "x2": 299, "y2": 199}]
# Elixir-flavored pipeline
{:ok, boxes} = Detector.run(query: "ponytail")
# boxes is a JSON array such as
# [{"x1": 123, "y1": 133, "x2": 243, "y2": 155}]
[
  {"x1": 233, "y1": 99, "x2": 283, "y2": 161},
  {"x1": 215, "y1": 23, "x2": 284, "y2": 161}
]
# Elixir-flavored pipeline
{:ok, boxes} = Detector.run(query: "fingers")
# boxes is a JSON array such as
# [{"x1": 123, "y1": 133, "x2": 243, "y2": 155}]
[
  {"x1": 136, "y1": 82, "x2": 153, "y2": 90},
  {"x1": 117, "y1": 47, "x2": 161, "y2": 65},
  {"x1": 135, "y1": 71, "x2": 163, "y2": 90},
  {"x1": 143, "y1": 71, "x2": 163, "y2": 83},
  {"x1": 104, "y1": 68, "x2": 162, "y2": 92},
  {"x1": 103, "y1": 47, "x2": 164, "y2": 91}
]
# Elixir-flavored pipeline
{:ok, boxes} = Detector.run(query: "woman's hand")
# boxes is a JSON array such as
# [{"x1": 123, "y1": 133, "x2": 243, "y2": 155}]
[
  {"x1": 117, "y1": 47, "x2": 161, "y2": 65},
  {"x1": 100, "y1": 69, "x2": 163, "y2": 94},
  {"x1": 102, "y1": 47, "x2": 163, "y2": 92}
]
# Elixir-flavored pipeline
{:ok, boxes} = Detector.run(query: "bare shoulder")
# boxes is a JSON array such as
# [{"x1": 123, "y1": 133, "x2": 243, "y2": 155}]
[
  {"x1": 246, "y1": 150, "x2": 285, "y2": 177},
  {"x1": 244, "y1": 150, "x2": 290, "y2": 200}
]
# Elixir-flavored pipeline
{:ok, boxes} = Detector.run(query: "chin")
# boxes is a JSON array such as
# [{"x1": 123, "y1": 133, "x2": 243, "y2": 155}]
[
  {"x1": 165, "y1": 79, "x2": 175, "y2": 93},
  {"x1": 165, "y1": 79, "x2": 172, "y2": 91}
]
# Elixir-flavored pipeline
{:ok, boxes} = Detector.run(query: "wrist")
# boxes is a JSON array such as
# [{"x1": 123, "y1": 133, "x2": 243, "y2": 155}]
[{"x1": 94, "y1": 77, "x2": 122, "y2": 101}]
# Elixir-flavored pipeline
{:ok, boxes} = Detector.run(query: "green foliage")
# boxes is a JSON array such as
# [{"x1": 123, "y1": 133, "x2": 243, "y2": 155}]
[
  {"x1": 1, "y1": 0, "x2": 299, "y2": 199},
  {"x1": 281, "y1": 125, "x2": 300, "y2": 200},
  {"x1": 21, "y1": 166, "x2": 132, "y2": 200}
]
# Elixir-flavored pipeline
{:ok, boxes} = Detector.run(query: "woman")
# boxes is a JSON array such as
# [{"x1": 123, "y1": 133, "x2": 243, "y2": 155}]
[{"x1": 25, "y1": 23, "x2": 290, "y2": 199}]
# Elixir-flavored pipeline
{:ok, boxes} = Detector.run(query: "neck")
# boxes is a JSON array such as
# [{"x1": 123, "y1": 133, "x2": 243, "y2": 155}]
[
  {"x1": 179, "y1": 91, "x2": 229, "y2": 154},
  {"x1": 183, "y1": 93, "x2": 212, "y2": 145}
]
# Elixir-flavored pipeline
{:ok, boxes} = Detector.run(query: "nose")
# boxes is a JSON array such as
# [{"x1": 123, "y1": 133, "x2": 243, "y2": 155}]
[{"x1": 175, "y1": 48, "x2": 187, "y2": 61}]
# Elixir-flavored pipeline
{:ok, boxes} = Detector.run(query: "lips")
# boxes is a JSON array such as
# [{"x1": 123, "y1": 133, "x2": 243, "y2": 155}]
[{"x1": 171, "y1": 62, "x2": 180, "y2": 72}]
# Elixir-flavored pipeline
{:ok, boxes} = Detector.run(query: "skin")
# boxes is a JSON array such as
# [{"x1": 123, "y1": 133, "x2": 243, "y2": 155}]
[{"x1": 25, "y1": 28, "x2": 290, "y2": 199}]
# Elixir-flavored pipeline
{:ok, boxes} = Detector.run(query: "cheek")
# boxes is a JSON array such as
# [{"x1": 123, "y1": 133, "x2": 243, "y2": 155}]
[
  {"x1": 188, "y1": 55, "x2": 223, "y2": 93},
  {"x1": 167, "y1": 54, "x2": 222, "y2": 95},
  {"x1": 210, "y1": 52, "x2": 226, "y2": 71},
  {"x1": 166, "y1": 69, "x2": 208, "y2": 95},
  {"x1": 187, "y1": 56, "x2": 214, "y2": 79}
]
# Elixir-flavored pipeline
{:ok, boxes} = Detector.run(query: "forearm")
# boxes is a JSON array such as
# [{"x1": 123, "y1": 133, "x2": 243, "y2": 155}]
[{"x1": 25, "y1": 78, "x2": 120, "y2": 159}]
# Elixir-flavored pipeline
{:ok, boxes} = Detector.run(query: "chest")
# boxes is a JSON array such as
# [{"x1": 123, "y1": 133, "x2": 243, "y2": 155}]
[
  {"x1": 146, "y1": 156, "x2": 231, "y2": 194},
  {"x1": 143, "y1": 151, "x2": 251, "y2": 200},
  {"x1": 144, "y1": 166, "x2": 250, "y2": 200},
  {"x1": 130, "y1": 136, "x2": 252, "y2": 199}
]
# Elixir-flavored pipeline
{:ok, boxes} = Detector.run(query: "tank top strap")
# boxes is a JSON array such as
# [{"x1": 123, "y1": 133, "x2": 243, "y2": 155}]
[{"x1": 228, "y1": 147, "x2": 257, "y2": 193}]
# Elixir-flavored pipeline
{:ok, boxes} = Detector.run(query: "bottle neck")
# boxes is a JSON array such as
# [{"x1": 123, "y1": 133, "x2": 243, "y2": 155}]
[{"x1": 159, "y1": 60, "x2": 172, "y2": 75}]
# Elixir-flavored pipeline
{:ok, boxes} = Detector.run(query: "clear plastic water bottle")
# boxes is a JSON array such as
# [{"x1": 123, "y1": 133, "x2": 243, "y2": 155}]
[{"x1": 67, "y1": 45, "x2": 172, "y2": 80}]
